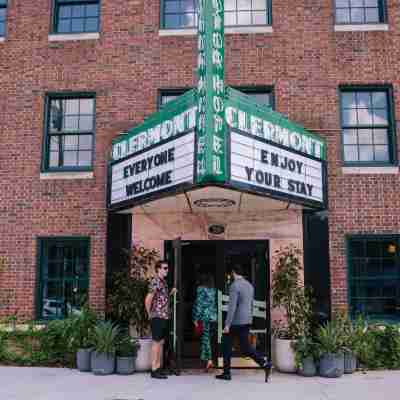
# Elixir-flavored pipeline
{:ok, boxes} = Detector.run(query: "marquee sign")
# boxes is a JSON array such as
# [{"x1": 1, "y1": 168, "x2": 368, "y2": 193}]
[{"x1": 108, "y1": 0, "x2": 327, "y2": 211}]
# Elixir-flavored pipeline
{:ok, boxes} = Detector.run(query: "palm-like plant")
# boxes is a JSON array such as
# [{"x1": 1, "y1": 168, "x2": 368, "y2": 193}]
[
  {"x1": 91, "y1": 321, "x2": 121, "y2": 355},
  {"x1": 316, "y1": 320, "x2": 344, "y2": 354}
]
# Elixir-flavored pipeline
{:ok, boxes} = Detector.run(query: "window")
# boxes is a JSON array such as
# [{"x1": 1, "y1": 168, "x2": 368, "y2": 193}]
[
  {"x1": 54, "y1": 0, "x2": 100, "y2": 34},
  {"x1": 348, "y1": 236, "x2": 400, "y2": 323},
  {"x1": 44, "y1": 95, "x2": 95, "y2": 170},
  {"x1": 37, "y1": 238, "x2": 90, "y2": 320},
  {"x1": 0, "y1": 0, "x2": 7, "y2": 37},
  {"x1": 159, "y1": 89, "x2": 191, "y2": 108},
  {"x1": 335, "y1": 0, "x2": 385, "y2": 24},
  {"x1": 162, "y1": 0, "x2": 271, "y2": 29},
  {"x1": 340, "y1": 88, "x2": 393, "y2": 164}
]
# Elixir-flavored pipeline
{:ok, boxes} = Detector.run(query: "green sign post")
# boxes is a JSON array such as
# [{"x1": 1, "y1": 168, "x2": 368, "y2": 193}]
[{"x1": 197, "y1": 0, "x2": 226, "y2": 183}]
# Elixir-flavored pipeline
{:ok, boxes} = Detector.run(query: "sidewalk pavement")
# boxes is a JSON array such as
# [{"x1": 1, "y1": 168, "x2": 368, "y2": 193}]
[{"x1": 1, "y1": 366, "x2": 399, "y2": 400}]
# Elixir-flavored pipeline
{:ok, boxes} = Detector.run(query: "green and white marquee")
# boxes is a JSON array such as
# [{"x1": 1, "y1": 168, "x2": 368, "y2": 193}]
[{"x1": 108, "y1": 0, "x2": 327, "y2": 213}]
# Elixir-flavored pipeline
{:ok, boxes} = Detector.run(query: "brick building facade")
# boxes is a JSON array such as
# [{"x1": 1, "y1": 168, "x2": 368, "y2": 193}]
[{"x1": 0, "y1": 0, "x2": 399, "y2": 328}]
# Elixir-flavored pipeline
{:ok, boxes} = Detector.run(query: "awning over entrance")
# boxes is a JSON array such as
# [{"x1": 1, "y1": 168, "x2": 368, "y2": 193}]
[{"x1": 107, "y1": 1, "x2": 327, "y2": 214}]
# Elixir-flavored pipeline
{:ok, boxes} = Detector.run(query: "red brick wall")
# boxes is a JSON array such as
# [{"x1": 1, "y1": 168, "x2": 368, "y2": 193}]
[{"x1": 1, "y1": 0, "x2": 399, "y2": 319}]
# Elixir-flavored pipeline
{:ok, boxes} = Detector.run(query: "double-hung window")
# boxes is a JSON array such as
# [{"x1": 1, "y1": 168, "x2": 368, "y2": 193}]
[
  {"x1": 0, "y1": 0, "x2": 7, "y2": 37},
  {"x1": 37, "y1": 238, "x2": 90, "y2": 320},
  {"x1": 335, "y1": 0, "x2": 386, "y2": 25},
  {"x1": 340, "y1": 87, "x2": 394, "y2": 165},
  {"x1": 162, "y1": 0, "x2": 271, "y2": 29},
  {"x1": 53, "y1": 0, "x2": 100, "y2": 34},
  {"x1": 348, "y1": 236, "x2": 400, "y2": 323},
  {"x1": 44, "y1": 95, "x2": 95, "y2": 171}
]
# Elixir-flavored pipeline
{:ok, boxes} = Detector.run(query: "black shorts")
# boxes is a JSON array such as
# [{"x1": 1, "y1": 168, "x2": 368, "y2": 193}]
[{"x1": 151, "y1": 318, "x2": 169, "y2": 342}]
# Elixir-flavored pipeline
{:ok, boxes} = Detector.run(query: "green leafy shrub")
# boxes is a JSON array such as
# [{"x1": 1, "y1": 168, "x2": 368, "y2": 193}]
[
  {"x1": 91, "y1": 321, "x2": 121, "y2": 355},
  {"x1": 116, "y1": 335, "x2": 140, "y2": 357}
]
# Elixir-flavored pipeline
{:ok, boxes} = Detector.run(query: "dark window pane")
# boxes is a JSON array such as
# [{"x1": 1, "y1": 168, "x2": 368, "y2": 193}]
[
  {"x1": 85, "y1": 18, "x2": 98, "y2": 32},
  {"x1": 59, "y1": 5, "x2": 72, "y2": 19},
  {"x1": 58, "y1": 19, "x2": 71, "y2": 33},
  {"x1": 372, "y1": 92, "x2": 387, "y2": 109},
  {"x1": 164, "y1": 14, "x2": 180, "y2": 28},
  {"x1": 71, "y1": 18, "x2": 85, "y2": 33},
  {"x1": 165, "y1": 1, "x2": 180, "y2": 13},
  {"x1": 350, "y1": 240, "x2": 364, "y2": 257},
  {"x1": 342, "y1": 92, "x2": 357, "y2": 109},
  {"x1": 0, "y1": 8, "x2": 7, "y2": 19},
  {"x1": 366, "y1": 240, "x2": 381, "y2": 258},
  {"x1": 86, "y1": 3, "x2": 99, "y2": 17},
  {"x1": 72, "y1": 4, "x2": 85, "y2": 18}
]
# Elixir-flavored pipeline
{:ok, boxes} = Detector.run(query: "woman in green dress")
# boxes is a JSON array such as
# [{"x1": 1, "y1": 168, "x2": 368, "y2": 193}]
[{"x1": 193, "y1": 273, "x2": 217, "y2": 370}]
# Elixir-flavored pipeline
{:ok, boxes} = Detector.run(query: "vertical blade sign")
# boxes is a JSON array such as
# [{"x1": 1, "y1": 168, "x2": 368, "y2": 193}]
[{"x1": 197, "y1": 0, "x2": 226, "y2": 183}]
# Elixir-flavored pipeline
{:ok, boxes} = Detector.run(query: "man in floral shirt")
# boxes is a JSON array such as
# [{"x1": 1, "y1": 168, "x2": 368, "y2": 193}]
[{"x1": 145, "y1": 260, "x2": 175, "y2": 379}]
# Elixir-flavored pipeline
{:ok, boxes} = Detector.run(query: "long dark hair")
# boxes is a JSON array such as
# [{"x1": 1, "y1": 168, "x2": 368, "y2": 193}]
[{"x1": 199, "y1": 273, "x2": 215, "y2": 288}]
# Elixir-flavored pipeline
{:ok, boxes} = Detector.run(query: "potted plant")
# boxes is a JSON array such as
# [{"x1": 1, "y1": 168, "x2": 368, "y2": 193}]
[
  {"x1": 271, "y1": 245, "x2": 313, "y2": 373},
  {"x1": 90, "y1": 321, "x2": 120, "y2": 375},
  {"x1": 342, "y1": 314, "x2": 365, "y2": 374},
  {"x1": 116, "y1": 334, "x2": 140, "y2": 375},
  {"x1": 107, "y1": 245, "x2": 160, "y2": 372},
  {"x1": 292, "y1": 336, "x2": 318, "y2": 377},
  {"x1": 70, "y1": 305, "x2": 97, "y2": 372},
  {"x1": 316, "y1": 319, "x2": 345, "y2": 378}
]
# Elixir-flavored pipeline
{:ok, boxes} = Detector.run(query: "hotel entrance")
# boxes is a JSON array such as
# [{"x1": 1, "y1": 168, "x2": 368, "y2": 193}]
[{"x1": 164, "y1": 240, "x2": 270, "y2": 370}]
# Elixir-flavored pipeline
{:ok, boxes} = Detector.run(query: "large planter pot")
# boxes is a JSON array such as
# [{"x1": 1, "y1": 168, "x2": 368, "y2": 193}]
[
  {"x1": 344, "y1": 352, "x2": 357, "y2": 374},
  {"x1": 91, "y1": 351, "x2": 115, "y2": 375},
  {"x1": 319, "y1": 353, "x2": 344, "y2": 378},
  {"x1": 116, "y1": 356, "x2": 136, "y2": 375},
  {"x1": 298, "y1": 357, "x2": 317, "y2": 377},
  {"x1": 273, "y1": 338, "x2": 296, "y2": 373},
  {"x1": 135, "y1": 338, "x2": 153, "y2": 372},
  {"x1": 76, "y1": 348, "x2": 92, "y2": 372}
]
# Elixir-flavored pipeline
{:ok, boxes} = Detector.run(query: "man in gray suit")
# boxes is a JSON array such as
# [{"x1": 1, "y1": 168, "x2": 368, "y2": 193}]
[{"x1": 216, "y1": 264, "x2": 271, "y2": 381}]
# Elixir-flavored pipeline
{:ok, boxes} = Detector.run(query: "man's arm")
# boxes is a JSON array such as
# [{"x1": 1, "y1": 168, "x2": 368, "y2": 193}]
[
  {"x1": 224, "y1": 283, "x2": 238, "y2": 330},
  {"x1": 144, "y1": 293, "x2": 154, "y2": 317}
]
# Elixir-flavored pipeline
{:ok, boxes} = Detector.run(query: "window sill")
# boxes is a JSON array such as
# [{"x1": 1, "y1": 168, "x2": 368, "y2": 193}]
[
  {"x1": 334, "y1": 24, "x2": 389, "y2": 32},
  {"x1": 0, "y1": 37, "x2": 5, "y2": 43},
  {"x1": 342, "y1": 166, "x2": 398, "y2": 175},
  {"x1": 48, "y1": 32, "x2": 100, "y2": 42},
  {"x1": 40, "y1": 171, "x2": 94, "y2": 180},
  {"x1": 159, "y1": 26, "x2": 273, "y2": 36}
]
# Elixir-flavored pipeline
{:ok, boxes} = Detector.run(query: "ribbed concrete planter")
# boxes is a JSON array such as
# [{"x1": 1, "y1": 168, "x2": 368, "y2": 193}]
[
  {"x1": 344, "y1": 352, "x2": 357, "y2": 374},
  {"x1": 135, "y1": 338, "x2": 153, "y2": 372},
  {"x1": 116, "y1": 356, "x2": 136, "y2": 375},
  {"x1": 91, "y1": 352, "x2": 115, "y2": 375},
  {"x1": 298, "y1": 357, "x2": 317, "y2": 377},
  {"x1": 76, "y1": 348, "x2": 92, "y2": 372},
  {"x1": 273, "y1": 338, "x2": 296, "y2": 373},
  {"x1": 319, "y1": 353, "x2": 344, "y2": 378}
]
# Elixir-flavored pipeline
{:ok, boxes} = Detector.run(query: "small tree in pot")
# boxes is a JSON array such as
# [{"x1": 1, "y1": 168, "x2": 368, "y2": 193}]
[
  {"x1": 272, "y1": 245, "x2": 314, "y2": 373},
  {"x1": 107, "y1": 245, "x2": 160, "y2": 371},
  {"x1": 91, "y1": 321, "x2": 120, "y2": 375},
  {"x1": 116, "y1": 334, "x2": 140, "y2": 375}
]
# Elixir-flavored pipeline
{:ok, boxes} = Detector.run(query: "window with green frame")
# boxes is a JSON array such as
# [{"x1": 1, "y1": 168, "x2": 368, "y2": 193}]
[
  {"x1": 37, "y1": 238, "x2": 90, "y2": 320},
  {"x1": 159, "y1": 87, "x2": 273, "y2": 108},
  {"x1": 0, "y1": 0, "x2": 7, "y2": 37},
  {"x1": 335, "y1": 0, "x2": 386, "y2": 25},
  {"x1": 340, "y1": 87, "x2": 394, "y2": 165},
  {"x1": 161, "y1": 0, "x2": 271, "y2": 29},
  {"x1": 348, "y1": 236, "x2": 400, "y2": 323},
  {"x1": 43, "y1": 95, "x2": 95, "y2": 171},
  {"x1": 53, "y1": 0, "x2": 100, "y2": 34}
]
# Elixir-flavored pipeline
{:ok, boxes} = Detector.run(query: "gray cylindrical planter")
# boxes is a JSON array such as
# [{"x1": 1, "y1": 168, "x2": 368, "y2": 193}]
[
  {"x1": 319, "y1": 353, "x2": 344, "y2": 378},
  {"x1": 76, "y1": 348, "x2": 92, "y2": 372},
  {"x1": 298, "y1": 357, "x2": 317, "y2": 377},
  {"x1": 91, "y1": 351, "x2": 115, "y2": 375},
  {"x1": 116, "y1": 356, "x2": 136, "y2": 375},
  {"x1": 344, "y1": 352, "x2": 357, "y2": 374}
]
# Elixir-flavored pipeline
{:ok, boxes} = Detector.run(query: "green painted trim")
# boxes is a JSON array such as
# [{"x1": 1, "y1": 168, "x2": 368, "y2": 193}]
[
  {"x1": 36, "y1": 236, "x2": 91, "y2": 321},
  {"x1": 339, "y1": 85, "x2": 397, "y2": 166},
  {"x1": 41, "y1": 92, "x2": 96, "y2": 172},
  {"x1": 345, "y1": 234, "x2": 400, "y2": 324}
]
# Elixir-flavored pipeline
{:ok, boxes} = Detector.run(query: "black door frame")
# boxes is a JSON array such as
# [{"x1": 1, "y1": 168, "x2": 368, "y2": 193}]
[{"x1": 164, "y1": 239, "x2": 271, "y2": 370}]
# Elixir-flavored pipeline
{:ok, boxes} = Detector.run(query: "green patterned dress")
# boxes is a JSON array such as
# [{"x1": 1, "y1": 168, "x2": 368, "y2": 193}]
[{"x1": 192, "y1": 286, "x2": 217, "y2": 361}]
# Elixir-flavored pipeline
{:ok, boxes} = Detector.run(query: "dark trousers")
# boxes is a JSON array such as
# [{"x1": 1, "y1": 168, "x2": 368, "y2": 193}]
[{"x1": 222, "y1": 325, "x2": 265, "y2": 374}]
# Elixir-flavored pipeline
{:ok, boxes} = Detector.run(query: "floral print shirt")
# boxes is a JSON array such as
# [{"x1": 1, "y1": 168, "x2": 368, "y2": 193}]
[
  {"x1": 192, "y1": 286, "x2": 217, "y2": 323},
  {"x1": 149, "y1": 276, "x2": 169, "y2": 320}
]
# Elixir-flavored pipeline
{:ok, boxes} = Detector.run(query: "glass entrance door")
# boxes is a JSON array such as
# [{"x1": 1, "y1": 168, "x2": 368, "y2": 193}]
[{"x1": 216, "y1": 241, "x2": 270, "y2": 369}]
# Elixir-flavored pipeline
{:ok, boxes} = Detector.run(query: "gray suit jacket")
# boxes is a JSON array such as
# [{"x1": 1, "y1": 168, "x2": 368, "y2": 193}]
[{"x1": 225, "y1": 276, "x2": 254, "y2": 327}]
